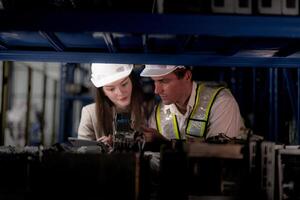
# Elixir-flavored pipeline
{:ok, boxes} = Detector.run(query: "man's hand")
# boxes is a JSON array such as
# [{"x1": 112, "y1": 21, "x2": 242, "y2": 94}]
[{"x1": 141, "y1": 126, "x2": 168, "y2": 143}]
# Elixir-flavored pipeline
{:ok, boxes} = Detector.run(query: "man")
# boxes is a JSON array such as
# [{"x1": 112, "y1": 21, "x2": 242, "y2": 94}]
[{"x1": 140, "y1": 65, "x2": 246, "y2": 142}]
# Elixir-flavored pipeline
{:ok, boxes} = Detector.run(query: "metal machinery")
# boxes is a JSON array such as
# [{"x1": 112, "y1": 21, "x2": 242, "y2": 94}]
[
  {"x1": 261, "y1": 141, "x2": 300, "y2": 200},
  {"x1": 0, "y1": 146, "x2": 139, "y2": 200},
  {"x1": 158, "y1": 136, "x2": 264, "y2": 200},
  {"x1": 2, "y1": 1, "x2": 300, "y2": 200},
  {"x1": 0, "y1": 136, "x2": 261, "y2": 200}
]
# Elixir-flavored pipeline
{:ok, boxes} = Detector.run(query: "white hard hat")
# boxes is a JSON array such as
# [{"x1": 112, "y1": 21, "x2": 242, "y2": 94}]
[
  {"x1": 140, "y1": 65, "x2": 185, "y2": 77},
  {"x1": 91, "y1": 63, "x2": 133, "y2": 87}
]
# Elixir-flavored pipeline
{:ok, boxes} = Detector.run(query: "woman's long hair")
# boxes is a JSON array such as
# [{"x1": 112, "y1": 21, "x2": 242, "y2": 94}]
[{"x1": 94, "y1": 72, "x2": 151, "y2": 136}]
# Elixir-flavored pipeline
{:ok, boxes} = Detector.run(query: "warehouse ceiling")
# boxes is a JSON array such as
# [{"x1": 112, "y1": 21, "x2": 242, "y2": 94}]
[{"x1": 1, "y1": 0, "x2": 300, "y2": 67}]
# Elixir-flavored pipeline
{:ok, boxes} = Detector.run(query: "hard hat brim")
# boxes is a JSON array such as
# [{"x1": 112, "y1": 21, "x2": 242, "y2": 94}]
[
  {"x1": 140, "y1": 67, "x2": 178, "y2": 77},
  {"x1": 91, "y1": 66, "x2": 133, "y2": 87}
]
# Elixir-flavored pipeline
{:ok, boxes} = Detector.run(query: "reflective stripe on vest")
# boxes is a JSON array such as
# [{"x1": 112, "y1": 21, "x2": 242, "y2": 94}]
[
  {"x1": 155, "y1": 83, "x2": 224, "y2": 139},
  {"x1": 155, "y1": 102, "x2": 181, "y2": 140},
  {"x1": 186, "y1": 84, "x2": 225, "y2": 137}
]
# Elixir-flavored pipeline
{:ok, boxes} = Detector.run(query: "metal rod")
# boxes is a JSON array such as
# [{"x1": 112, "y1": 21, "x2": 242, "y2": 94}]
[
  {"x1": 59, "y1": 64, "x2": 66, "y2": 143},
  {"x1": 51, "y1": 80, "x2": 57, "y2": 145},
  {"x1": 283, "y1": 69, "x2": 296, "y2": 116},
  {"x1": 297, "y1": 68, "x2": 300, "y2": 144},
  {"x1": 252, "y1": 68, "x2": 256, "y2": 130},
  {"x1": 25, "y1": 67, "x2": 32, "y2": 145},
  {"x1": 0, "y1": 61, "x2": 10, "y2": 145},
  {"x1": 274, "y1": 68, "x2": 278, "y2": 142},
  {"x1": 269, "y1": 68, "x2": 274, "y2": 141},
  {"x1": 5, "y1": 51, "x2": 300, "y2": 67},
  {"x1": 41, "y1": 72, "x2": 47, "y2": 145}
]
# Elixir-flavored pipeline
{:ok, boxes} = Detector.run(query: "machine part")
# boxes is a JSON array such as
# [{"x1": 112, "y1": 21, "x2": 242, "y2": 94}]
[
  {"x1": 115, "y1": 113, "x2": 132, "y2": 132},
  {"x1": 112, "y1": 112, "x2": 145, "y2": 152},
  {"x1": 206, "y1": 133, "x2": 232, "y2": 144},
  {"x1": 113, "y1": 131, "x2": 135, "y2": 151},
  {"x1": 261, "y1": 141, "x2": 284, "y2": 200},
  {"x1": 113, "y1": 131, "x2": 145, "y2": 153},
  {"x1": 278, "y1": 147, "x2": 300, "y2": 200},
  {"x1": 68, "y1": 137, "x2": 111, "y2": 153},
  {"x1": 187, "y1": 143, "x2": 244, "y2": 159},
  {"x1": 0, "y1": 61, "x2": 10, "y2": 145},
  {"x1": 261, "y1": 141, "x2": 276, "y2": 200},
  {"x1": 249, "y1": 141, "x2": 257, "y2": 173},
  {"x1": 135, "y1": 132, "x2": 146, "y2": 152}
]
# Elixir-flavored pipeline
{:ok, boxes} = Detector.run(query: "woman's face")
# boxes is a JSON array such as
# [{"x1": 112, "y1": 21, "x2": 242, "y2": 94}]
[{"x1": 102, "y1": 76, "x2": 133, "y2": 110}]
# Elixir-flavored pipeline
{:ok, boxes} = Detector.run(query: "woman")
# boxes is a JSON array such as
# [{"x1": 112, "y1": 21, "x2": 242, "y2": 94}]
[{"x1": 77, "y1": 63, "x2": 154, "y2": 146}]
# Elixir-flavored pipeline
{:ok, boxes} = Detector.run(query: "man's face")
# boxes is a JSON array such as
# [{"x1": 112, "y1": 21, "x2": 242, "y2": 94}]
[{"x1": 151, "y1": 72, "x2": 188, "y2": 105}]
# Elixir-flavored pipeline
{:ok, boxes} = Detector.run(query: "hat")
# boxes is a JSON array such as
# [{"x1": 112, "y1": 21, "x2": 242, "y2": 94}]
[
  {"x1": 91, "y1": 63, "x2": 133, "y2": 88},
  {"x1": 140, "y1": 65, "x2": 185, "y2": 77}
]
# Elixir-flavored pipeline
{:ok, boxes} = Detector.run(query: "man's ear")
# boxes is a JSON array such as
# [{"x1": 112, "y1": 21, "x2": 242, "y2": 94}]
[{"x1": 185, "y1": 70, "x2": 192, "y2": 81}]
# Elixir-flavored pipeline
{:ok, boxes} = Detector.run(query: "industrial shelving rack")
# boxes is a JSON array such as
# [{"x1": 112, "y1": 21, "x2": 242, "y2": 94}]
[{"x1": 1, "y1": 9, "x2": 300, "y2": 144}]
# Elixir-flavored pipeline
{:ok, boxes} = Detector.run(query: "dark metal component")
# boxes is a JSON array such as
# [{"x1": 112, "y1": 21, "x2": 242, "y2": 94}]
[
  {"x1": 25, "y1": 67, "x2": 32, "y2": 145},
  {"x1": 51, "y1": 80, "x2": 57, "y2": 144},
  {"x1": 0, "y1": 61, "x2": 10, "y2": 145},
  {"x1": 41, "y1": 71, "x2": 47, "y2": 145}
]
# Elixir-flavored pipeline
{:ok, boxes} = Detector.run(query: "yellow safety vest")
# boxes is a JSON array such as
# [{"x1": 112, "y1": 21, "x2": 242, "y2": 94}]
[{"x1": 155, "y1": 83, "x2": 225, "y2": 140}]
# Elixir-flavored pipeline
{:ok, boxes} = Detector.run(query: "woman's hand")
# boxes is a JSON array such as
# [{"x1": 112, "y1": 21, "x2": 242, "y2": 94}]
[{"x1": 97, "y1": 134, "x2": 113, "y2": 146}]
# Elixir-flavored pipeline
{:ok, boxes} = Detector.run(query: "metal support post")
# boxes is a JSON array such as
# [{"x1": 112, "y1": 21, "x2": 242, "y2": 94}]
[
  {"x1": 0, "y1": 61, "x2": 10, "y2": 145},
  {"x1": 268, "y1": 68, "x2": 278, "y2": 142},
  {"x1": 25, "y1": 67, "x2": 32, "y2": 145},
  {"x1": 40, "y1": 72, "x2": 47, "y2": 145},
  {"x1": 261, "y1": 142, "x2": 276, "y2": 200},
  {"x1": 51, "y1": 80, "x2": 58, "y2": 144}
]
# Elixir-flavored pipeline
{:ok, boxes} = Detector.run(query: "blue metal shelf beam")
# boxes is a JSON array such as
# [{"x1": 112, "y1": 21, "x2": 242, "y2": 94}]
[
  {"x1": 274, "y1": 41, "x2": 300, "y2": 57},
  {"x1": 39, "y1": 31, "x2": 65, "y2": 52},
  {"x1": 0, "y1": 39, "x2": 7, "y2": 50},
  {"x1": 2, "y1": 12, "x2": 300, "y2": 64},
  {"x1": 2, "y1": 51, "x2": 300, "y2": 67},
  {"x1": 176, "y1": 36, "x2": 191, "y2": 53},
  {"x1": 142, "y1": 34, "x2": 148, "y2": 53},
  {"x1": 2, "y1": 12, "x2": 300, "y2": 38},
  {"x1": 103, "y1": 33, "x2": 117, "y2": 53}
]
